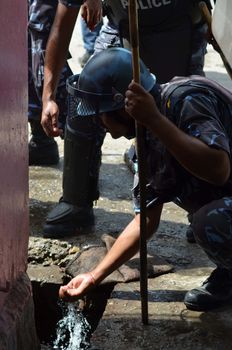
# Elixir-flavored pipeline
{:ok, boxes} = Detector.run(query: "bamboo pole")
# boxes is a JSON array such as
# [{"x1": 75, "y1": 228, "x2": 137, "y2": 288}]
[{"x1": 128, "y1": 0, "x2": 148, "y2": 325}]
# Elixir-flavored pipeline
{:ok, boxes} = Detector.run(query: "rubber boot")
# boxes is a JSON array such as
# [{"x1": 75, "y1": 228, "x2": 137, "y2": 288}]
[
  {"x1": 29, "y1": 120, "x2": 59, "y2": 166},
  {"x1": 184, "y1": 268, "x2": 232, "y2": 311},
  {"x1": 43, "y1": 116, "x2": 105, "y2": 238}
]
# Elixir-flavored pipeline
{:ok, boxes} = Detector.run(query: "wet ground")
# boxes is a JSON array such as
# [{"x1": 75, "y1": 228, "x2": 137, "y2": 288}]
[{"x1": 28, "y1": 17, "x2": 232, "y2": 350}]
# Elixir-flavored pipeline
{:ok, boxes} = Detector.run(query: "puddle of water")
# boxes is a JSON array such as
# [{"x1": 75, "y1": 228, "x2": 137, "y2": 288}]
[{"x1": 53, "y1": 302, "x2": 91, "y2": 350}]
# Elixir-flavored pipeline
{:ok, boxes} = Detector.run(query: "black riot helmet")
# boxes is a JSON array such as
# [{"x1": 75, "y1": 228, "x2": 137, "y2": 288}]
[{"x1": 66, "y1": 47, "x2": 156, "y2": 118}]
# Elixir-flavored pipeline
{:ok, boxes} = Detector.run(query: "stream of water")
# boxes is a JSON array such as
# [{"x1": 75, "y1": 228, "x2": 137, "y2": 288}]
[{"x1": 53, "y1": 302, "x2": 91, "y2": 350}]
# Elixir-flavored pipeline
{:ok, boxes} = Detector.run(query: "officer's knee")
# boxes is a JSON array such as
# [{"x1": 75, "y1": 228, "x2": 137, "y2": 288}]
[{"x1": 192, "y1": 198, "x2": 232, "y2": 268}]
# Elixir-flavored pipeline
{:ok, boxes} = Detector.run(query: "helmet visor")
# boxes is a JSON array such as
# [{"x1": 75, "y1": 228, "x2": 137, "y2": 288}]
[{"x1": 67, "y1": 74, "x2": 124, "y2": 118}]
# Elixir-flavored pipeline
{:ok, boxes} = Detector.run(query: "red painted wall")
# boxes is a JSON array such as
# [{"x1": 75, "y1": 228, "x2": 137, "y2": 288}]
[{"x1": 0, "y1": 1, "x2": 28, "y2": 295}]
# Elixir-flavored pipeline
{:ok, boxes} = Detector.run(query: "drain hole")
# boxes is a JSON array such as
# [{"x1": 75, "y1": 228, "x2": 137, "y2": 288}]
[{"x1": 31, "y1": 279, "x2": 115, "y2": 347}]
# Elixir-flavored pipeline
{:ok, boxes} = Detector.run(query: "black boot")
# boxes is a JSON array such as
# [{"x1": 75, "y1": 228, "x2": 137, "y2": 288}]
[
  {"x1": 43, "y1": 200, "x2": 95, "y2": 237},
  {"x1": 43, "y1": 116, "x2": 105, "y2": 238},
  {"x1": 29, "y1": 120, "x2": 59, "y2": 166},
  {"x1": 184, "y1": 267, "x2": 232, "y2": 311}
]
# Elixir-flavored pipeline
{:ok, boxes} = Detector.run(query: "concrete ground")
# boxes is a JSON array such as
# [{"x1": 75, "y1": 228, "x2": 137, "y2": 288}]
[{"x1": 29, "y1": 16, "x2": 232, "y2": 349}]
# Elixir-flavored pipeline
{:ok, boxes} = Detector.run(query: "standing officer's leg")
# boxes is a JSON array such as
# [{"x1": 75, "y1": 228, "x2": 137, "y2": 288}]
[
  {"x1": 43, "y1": 114, "x2": 105, "y2": 237},
  {"x1": 28, "y1": 0, "x2": 72, "y2": 165},
  {"x1": 43, "y1": 22, "x2": 120, "y2": 237}
]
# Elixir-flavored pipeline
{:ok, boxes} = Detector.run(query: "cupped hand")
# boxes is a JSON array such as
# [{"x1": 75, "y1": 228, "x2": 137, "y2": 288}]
[
  {"x1": 81, "y1": 0, "x2": 102, "y2": 31},
  {"x1": 59, "y1": 273, "x2": 96, "y2": 302},
  {"x1": 41, "y1": 100, "x2": 63, "y2": 137}
]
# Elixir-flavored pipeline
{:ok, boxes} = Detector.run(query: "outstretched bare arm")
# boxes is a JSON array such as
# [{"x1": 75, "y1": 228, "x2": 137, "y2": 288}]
[{"x1": 59, "y1": 205, "x2": 163, "y2": 301}]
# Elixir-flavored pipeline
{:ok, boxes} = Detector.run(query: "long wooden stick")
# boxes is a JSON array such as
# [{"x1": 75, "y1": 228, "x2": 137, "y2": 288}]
[
  {"x1": 128, "y1": 0, "x2": 148, "y2": 325},
  {"x1": 199, "y1": 1, "x2": 232, "y2": 80}
]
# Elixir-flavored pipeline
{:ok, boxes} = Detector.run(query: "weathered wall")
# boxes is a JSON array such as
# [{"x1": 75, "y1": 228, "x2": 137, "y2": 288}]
[
  {"x1": 0, "y1": 1, "x2": 39, "y2": 348},
  {"x1": 0, "y1": 0, "x2": 28, "y2": 293},
  {"x1": 0, "y1": 274, "x2": 40, "y2": 350}
]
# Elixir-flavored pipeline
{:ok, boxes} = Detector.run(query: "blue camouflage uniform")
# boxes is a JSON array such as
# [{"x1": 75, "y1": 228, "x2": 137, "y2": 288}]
[
  {"x1": 133, "y1": 76, "x2": 232, "y2": 269},
  {"x1": 28, "y1": 0, "x2": 75, "y2": 128},
  {"x1": 95, "y1": 0, "x2": 211, "y2": 81}
]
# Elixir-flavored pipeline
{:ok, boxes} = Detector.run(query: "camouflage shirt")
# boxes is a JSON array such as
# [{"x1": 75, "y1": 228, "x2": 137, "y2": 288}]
[{"x1": 133, "y1": 79, "x2": 232, "y2": 214}]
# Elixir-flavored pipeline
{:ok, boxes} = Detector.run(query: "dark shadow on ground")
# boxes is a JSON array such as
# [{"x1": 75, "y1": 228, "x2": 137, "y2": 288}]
[
  {"x1": 100, "y1": 162, "x2": 134, "y2": 202},
  {"x1": 110, "y1": 289, "x2": 187, "y2": 302},
  {"x1": 89, "y1": 309, "x2": 232, "y2": 350}
]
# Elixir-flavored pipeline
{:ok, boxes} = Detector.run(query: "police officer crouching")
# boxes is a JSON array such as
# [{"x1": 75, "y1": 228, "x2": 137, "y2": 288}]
[{"x1": 57, "y1": 48, "x2": 232, "y2": 312}]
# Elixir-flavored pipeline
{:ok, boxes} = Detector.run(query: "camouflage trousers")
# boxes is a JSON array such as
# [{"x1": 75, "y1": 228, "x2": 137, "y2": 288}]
[
  {"x1": 192, "y1": 197, "x2": 232, "y2": 270},
  {"x1": 28, "y1": 0, "x2": 73, "y2": 128}
]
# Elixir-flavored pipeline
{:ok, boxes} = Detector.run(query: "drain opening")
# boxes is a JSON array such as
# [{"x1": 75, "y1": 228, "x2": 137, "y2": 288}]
[{"x1": 31, "y1": 279, "x2": 115, "y2": 348}]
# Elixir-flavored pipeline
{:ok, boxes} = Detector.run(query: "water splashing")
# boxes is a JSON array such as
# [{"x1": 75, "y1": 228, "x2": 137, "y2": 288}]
[{"x1": 53, "y1": 302, "x2": 91, "y2": 350}]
